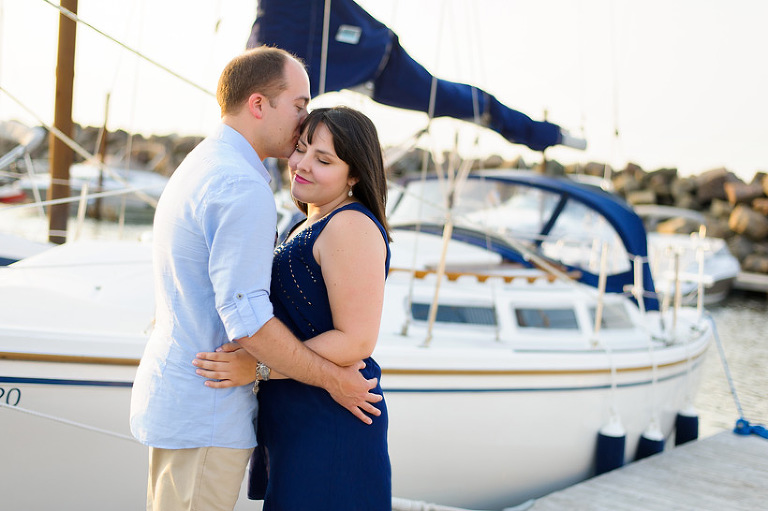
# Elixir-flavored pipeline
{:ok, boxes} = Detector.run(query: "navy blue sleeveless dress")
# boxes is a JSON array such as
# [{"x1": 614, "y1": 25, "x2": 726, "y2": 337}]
[{"x1": 248, "y1": 202, "x2": 391, "y2": 510}]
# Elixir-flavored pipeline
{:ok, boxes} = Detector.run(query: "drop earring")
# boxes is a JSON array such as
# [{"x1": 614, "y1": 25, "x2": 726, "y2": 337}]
[{"x1": 348, "y1": 188, "x2": 354, "y2": 197}]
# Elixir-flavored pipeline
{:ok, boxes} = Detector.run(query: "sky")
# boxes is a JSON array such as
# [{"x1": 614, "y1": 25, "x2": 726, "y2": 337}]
[{"x1": 1, "y1": 0, "x2": 767, "y2": 180}]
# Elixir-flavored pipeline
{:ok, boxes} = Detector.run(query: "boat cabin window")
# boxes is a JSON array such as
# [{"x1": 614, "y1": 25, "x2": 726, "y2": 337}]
[
  {"x1": 588, "y1": 303, "x2": 633, "y2": 329},
  {"x1": 411, "y1": 303, "x2": 497, "y2": 326},
  {"x1": 514, "y1": 308, "x2": 579, "y2": 329}
]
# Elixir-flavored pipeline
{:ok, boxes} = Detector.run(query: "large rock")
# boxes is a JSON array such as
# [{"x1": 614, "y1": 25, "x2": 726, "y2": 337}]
[
  {"x1": 583, "y1": 161, "x2": 609, "y2": 177},
  {"x1": 626, "y1": 189, "x2": 657, "y2": 206},
  {"x1": 727, "y1": 235, "x2": 756, "y2": 262},
  {"x1": 728, "y1": 204, "x2": 768, "y2": 240},
  {"x1": 673, "y1": 194, "x2": 701, "y2": 211},
  {"x1": 671, "y1": 176, "x2": 698, "y2": 198},
  {"x1": 505, "y1": 155, "x2": 529, "y2": 169},
  {"x1": 752, "y1": 198, "x2": 768, "y2": 216},
  {"x1": 724, "y1": 180, "x2": 765, "y2": 205},
  {"x1": 656, "y1": 217, "x2": 700, "y2": 235},
  {"x1": 622, "y1": 162, "x2": 646, "y2": 181},
  {"x1": 611, "y1": 172, "x2": 641, "y2": 196},
  {"x1": 696, "y1": 167, "x2": 738, "y2": 203},
  {"x1": 705, "y1": 218, "x2": 732, "y2": 239},
  {"x1": 646, "y1": 168, "x2": 677, "y2": 205},
  {"x1": 540, "y1": 159, "x2": 565, "y2": 176},
  {"x1": 709, "y1": 198, "x2": 734, "y2": 219},
  {"x1": 482, "y1": 154, "x2": 505, "y2": 169},
  {"x1": 742, "y1": 253, "x2": 768, "y2": 274}
]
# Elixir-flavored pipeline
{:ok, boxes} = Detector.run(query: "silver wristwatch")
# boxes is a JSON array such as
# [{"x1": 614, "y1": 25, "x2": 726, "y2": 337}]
[{"x1": 255, "y1": 362, "x2": 271, "y2": 382}]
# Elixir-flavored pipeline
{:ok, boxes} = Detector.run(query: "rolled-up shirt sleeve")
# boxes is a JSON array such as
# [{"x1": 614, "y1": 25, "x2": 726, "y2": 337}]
[{"x1": 202, "y1": 172, "x2": 277, "y2": 341}]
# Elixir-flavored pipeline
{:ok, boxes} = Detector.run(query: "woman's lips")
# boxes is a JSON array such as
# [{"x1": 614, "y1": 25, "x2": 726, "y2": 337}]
[{"x1": 294, "y1": 175, "x2": 311, "y2": 184}]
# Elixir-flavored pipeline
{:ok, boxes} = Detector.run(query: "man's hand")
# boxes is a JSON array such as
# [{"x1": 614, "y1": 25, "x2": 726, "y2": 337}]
[
  {"x1": 194, "y1": 342, "x2": 258, "y2": 388},
  {"x1": 327, "y1": 361, "x2": 383, "y2": 425}
]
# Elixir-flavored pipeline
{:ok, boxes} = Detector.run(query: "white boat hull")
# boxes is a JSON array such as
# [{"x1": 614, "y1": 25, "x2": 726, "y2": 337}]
[
  {"x1": 379, "y1": 344, "x2": 707, "y2": 508},
  {"x1": 0, "y1": 360, "x2": 145, "y2": 510},
  {"x1": 0, "y1": 233, "x2": 712, "y2": 510},
  {"x1": 1, "y1": 327, "x2": 709, "y2": 510}
]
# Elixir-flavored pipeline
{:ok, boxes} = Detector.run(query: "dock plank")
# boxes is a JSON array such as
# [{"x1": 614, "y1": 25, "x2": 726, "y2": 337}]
[{"x1": 526, "y1": 431, "x2": 768, "y2": 510}]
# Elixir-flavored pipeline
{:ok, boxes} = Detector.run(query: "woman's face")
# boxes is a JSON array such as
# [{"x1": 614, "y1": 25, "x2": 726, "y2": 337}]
[{"x1": 288, "y1": 123, "x2": 357, "y2": 208}]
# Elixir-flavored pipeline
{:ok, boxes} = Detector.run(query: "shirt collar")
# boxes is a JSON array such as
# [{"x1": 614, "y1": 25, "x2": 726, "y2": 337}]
[{"x1": 213, "y1": 123, "x2": 272, "y2": 185}]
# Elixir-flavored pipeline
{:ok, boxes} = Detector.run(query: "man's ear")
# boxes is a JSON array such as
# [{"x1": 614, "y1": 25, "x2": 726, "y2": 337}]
[{"x1": 248, "y1": 93, "x2": 265, "y2": 119}]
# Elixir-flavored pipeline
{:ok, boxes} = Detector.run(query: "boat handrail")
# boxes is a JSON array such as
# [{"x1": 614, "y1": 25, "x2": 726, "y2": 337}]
[{"x1": 389, "y1": 266, "x2": 582, "y2": 284}]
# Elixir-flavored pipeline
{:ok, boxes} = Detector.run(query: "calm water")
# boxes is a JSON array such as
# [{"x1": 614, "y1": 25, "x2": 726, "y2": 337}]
[
  {"x1": 696, "y1": 292, "x2": 768, "y2": 437},
  {"x1": 2, "y1": 206, "x2": 766, "y2": 438}
]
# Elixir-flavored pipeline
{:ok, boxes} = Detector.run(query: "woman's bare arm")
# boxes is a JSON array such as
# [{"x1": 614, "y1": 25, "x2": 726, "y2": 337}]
[{"x1": 194, "y1": 210, "x2": 386, "y2": 382}]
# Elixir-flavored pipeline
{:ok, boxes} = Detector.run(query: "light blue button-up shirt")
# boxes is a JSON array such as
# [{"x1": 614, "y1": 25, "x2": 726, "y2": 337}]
[{"x1": 130, "y1": 123, "x2": 276, "y2": 449}]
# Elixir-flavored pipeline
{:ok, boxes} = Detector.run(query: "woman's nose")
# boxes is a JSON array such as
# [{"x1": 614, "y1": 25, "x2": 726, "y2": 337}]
[{"x1": 294, "y1": 154, "x2": 307, "y2": 170}]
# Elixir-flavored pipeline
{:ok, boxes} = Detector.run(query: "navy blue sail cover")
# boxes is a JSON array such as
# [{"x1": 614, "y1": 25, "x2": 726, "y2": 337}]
[{"x1": 248, "y1": 0, "x2": 563, "y2": 151}]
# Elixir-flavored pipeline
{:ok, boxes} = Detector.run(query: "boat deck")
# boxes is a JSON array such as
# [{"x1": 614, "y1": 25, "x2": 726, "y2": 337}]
[{"x1": 525, "y1": 430, "x2": 768, "y2": 510}]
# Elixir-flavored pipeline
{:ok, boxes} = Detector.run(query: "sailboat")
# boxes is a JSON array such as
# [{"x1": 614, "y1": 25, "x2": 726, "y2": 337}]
[
  {"x1": 0, "y1": 2, "x2": 713, "y2": 510},
  {"x1": 0, "y1": 168, "x2": 713, "y2": 510}
]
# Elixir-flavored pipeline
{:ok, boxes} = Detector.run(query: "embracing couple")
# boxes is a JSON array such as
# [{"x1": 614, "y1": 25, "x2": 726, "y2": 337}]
[{"x1": 130, "y1": 46, "x2": 392, "y2": 511}]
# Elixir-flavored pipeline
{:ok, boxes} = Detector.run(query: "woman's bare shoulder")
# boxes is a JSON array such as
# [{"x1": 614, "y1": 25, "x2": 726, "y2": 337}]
[{"x1": 317, "y1": 207, "x2": 384, "y2": 253}]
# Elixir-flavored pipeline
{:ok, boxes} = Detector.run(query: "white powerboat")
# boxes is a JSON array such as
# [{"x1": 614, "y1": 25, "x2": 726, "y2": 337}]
[{"x1": 635, "y1": 204, "x2": 740, "y2": 306}]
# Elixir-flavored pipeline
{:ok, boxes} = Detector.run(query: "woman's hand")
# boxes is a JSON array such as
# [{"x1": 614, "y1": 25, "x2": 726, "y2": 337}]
[{"x1": 194, "y1": 342, "x2": 258, "y2": 388}]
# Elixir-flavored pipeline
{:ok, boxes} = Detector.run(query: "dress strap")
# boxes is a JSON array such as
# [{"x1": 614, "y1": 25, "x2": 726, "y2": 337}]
[{"x1": 320, "y1": 203, "x2": 391, "y2": 275}]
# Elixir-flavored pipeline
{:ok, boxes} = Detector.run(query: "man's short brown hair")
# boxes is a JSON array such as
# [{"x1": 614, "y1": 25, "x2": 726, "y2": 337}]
[{"x1": 216, "y1": 46, "x2": 302, "y2": 115}]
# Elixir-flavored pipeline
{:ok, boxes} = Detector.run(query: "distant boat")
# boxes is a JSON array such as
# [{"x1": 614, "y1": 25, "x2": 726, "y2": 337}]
[
  {"x1": 14, "y1": 161, "x2": 167, "y2": 222},
  {"x1": 635, "y1": 204, "x2": 740, "y2": 305},
  {"x1": 566, "y1": 177, "x2": 739, "y2": 306},
  {"x1": 0, "y1": 122, "x2": 47, "y2": 171},
  {"x1": 0, "y1": 122, "x2": 46, "y2": 204},
  {"x1": 0, "y1": 180, "x2": 26, "y2": 204}
]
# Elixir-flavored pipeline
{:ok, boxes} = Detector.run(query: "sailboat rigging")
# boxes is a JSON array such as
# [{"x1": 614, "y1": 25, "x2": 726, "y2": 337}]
[{"x1": 248, "y1": 0, "x2": 587, "y2": 153}]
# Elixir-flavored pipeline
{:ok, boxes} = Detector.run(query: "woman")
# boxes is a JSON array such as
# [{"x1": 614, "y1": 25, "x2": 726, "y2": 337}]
[{"x1": 195, "y1": 106, "x2": 392, "y2": 510}]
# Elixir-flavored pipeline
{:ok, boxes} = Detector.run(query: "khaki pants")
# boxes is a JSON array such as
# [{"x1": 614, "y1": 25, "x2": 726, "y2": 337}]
[{"x1": 147, "y1": 446, "x2": 254, "y2": 511}]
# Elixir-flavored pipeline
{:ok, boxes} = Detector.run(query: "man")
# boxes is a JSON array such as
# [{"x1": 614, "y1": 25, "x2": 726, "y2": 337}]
[{"x1": 130, "y1": 46, "x2": 381, "y2": 511}]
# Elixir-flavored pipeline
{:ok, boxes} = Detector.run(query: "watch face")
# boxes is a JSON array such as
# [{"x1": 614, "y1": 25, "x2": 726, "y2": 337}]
[{"x1": 257, "y1": 363, "x2": 270, "y2": 381}]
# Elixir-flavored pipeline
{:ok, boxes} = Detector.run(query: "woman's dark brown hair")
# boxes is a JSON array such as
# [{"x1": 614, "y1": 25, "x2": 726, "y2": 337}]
[{"x1": 295, "y1": 106, "x2": 391, "y2": 240}]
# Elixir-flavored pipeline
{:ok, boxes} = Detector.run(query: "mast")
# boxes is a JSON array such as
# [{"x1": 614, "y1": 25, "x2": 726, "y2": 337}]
[
  {"x1": 94, "y1": 93, "x2": 111, "y2": 221},
  {"x1": 48, "y1": 0, "x2": 78, "y2": 244}
]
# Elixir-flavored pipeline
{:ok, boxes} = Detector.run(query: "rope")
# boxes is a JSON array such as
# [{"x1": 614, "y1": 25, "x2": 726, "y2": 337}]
[
  {"x1": 0, "y1": 185, "x2": 161, "y2": 213},
  {"x1": 706, "y1": 311, "x2": 767, "y2": 439},
  {"x1": 707, "y1": 311, "x2": 744, "y2": 418},
  {"x1": 0, "y1": 400, "x2": 140, "y2": 443},
  {"x1": 39, "y1": 0, "x2": 214, "y2": 98}
]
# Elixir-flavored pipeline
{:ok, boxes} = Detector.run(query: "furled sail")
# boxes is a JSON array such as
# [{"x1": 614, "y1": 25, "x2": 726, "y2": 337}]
[{"x1": 247, "y1": 0, "x2": 585, "y2": 152}]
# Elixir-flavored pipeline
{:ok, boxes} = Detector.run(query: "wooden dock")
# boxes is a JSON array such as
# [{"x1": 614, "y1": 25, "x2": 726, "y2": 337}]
[
  {"x1": 734, "y1": 271, "x2": 768, "y2": 294},
  {"x1": 525, "y1": 431, "x2": 768, "y2": 510}
]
